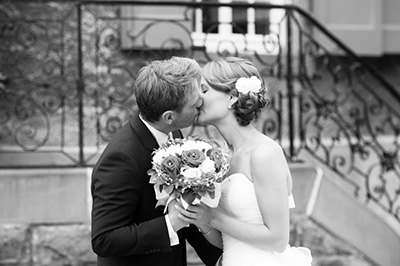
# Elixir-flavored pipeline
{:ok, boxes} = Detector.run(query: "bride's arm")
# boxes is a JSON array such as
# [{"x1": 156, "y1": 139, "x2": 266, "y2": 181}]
[
  {"x1": 211, "y1": 142, "x2": 290, "y2": 252},
  {"x1": 196, "y1": 225, "x2": 223, "y2": 249}
]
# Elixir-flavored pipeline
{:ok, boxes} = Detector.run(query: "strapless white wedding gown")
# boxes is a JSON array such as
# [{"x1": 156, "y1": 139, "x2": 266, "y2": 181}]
[{"x1": 218, "y1": 173, "x2": 312, "y2": 266}]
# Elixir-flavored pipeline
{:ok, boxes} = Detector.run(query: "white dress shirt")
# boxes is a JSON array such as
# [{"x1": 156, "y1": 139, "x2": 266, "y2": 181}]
[{"x1": 139, "y1": 115, "x2": 179, "y2": 246}]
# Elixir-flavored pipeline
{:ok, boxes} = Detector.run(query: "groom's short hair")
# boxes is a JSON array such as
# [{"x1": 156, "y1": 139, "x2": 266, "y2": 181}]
[{"x1": 134, "y1": 56, "x2": 201, "y2": 122}]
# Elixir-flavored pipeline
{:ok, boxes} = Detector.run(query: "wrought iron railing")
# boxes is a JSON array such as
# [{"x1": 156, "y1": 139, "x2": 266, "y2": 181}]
[{"x1": 0, "y1": 0, "x2": 399, "y2": 222}]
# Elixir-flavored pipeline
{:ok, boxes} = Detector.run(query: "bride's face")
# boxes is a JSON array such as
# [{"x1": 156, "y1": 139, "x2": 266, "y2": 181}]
[{"x1": 197, "y1": 77, "x2": 231, "y2": 125}]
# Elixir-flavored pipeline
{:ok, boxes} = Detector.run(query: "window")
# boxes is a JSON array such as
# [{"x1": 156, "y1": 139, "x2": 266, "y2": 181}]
[
  {"x1": 202, "y1": 0, "x2": 219, "y2": 33},
  {"x1": 255, "y1": 8, "x2": 270, "y2": 35},
  {"x1": 192, "y1": 0, "x2": 282, "y2": 54},
  {"x1": 232, "y1": 6, "x2": 247, "y2": 34}
]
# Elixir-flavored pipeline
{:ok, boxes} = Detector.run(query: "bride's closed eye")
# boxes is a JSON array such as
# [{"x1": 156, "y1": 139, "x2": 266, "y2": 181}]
[{"x1": 201, "y1": 85, "x2": 208, "y2": 94}]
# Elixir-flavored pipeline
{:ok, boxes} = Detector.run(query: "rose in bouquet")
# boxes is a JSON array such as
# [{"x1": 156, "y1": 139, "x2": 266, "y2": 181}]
[{"x1": 147, "y1": 135, "x2": 230, "y2": 210}]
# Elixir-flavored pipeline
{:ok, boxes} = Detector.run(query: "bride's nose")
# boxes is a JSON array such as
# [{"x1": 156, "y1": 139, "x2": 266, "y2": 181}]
[{"x1": 197, "y1": 96, "x2": 204, "y2": 109}]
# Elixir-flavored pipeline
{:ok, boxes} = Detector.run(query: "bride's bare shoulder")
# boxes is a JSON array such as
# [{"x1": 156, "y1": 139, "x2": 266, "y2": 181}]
[
  {"x1": 250, "y1": 136, "x2": 285, "y2": 161},
  {"x1": 254, "y1": 134, "x2": 282, "y2": 150}
]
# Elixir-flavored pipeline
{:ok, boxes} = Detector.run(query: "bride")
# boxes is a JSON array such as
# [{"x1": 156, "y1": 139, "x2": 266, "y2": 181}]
[{"x1": 176, "y1": 57, "x2": 312, "y2": 265}]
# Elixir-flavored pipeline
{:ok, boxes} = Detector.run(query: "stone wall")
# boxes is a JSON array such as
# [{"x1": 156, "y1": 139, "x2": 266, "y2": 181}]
[
  {"x1": 0, "y1": 224, "x2": 95, "y2": 266},
  {"x1": 0, "y1": 216, "x2": 374, "y2": 266}
]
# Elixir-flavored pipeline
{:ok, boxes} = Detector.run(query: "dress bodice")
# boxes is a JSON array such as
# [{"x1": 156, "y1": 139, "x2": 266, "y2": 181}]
[
  {"x1": 217, "y1": 173, "x2": 312, "y2": 266},
  {"x1": 219, "y1": 173, "x2": 295, "y2": 223},
  {"x1": 219, "y1": 173, "x2": 264, "y2": 224}
]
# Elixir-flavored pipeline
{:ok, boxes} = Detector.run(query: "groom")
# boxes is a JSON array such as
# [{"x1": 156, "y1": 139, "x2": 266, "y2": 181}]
[{"x1": 91, "y1": 57, "x2": 222, "y2": 266}]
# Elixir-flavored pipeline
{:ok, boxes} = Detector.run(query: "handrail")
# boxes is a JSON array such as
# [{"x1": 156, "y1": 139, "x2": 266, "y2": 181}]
[{"x1": 290, "y1": 5, "x2": 400, "y2": 104}]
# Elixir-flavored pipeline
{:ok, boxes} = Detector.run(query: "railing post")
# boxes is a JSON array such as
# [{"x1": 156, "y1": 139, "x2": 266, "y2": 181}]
[
  {"x1": 77, "y1": 3, "x2": 84, "y2": 166},
  {"x1": 286, "y1": 10, "x2": 295, "y2": 159}
]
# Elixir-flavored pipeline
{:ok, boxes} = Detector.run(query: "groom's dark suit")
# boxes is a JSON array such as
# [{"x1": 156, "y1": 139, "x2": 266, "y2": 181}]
[{"x1": 91, "y1": 113, "x2": 222, "y2": 266}]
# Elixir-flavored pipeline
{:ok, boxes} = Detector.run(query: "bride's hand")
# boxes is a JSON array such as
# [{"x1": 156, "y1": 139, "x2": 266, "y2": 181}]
[
  {"x1": 175, "y1": 203, "x2": 214, "y2": 227},
  {"x1": 176, "y1": 203, "x2": 223, "y2": 249}
]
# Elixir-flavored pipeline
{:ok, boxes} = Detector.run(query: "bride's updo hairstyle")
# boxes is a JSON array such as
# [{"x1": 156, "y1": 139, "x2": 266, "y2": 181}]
[{"x1": 202, "y1": 57, "x2": 268, "y2": 126}]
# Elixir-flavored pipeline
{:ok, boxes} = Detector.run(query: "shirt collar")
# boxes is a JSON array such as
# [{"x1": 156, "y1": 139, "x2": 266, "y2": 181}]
[{"x1": 139, "y1": 114, "x2": 171, "y2": 146}]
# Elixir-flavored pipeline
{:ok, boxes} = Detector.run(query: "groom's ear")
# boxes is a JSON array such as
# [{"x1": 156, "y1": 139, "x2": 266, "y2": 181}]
[{"x1": 161, "y1": 110, "x2": 174, "y2": 125}]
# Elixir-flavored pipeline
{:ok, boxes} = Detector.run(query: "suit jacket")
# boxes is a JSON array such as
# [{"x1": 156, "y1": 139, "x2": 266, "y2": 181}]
[{"x1": 91, "y1": 113, "x2": 222, "y2": 266}]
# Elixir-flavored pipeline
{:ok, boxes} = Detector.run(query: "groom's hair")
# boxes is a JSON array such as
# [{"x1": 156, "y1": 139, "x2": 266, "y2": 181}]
[{"x1": 134, "y1": 56, "x2": 201, "y2": 122}]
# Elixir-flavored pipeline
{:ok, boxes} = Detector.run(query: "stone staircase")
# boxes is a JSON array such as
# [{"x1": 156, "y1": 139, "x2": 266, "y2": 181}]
[{"x1": 291, "y1": 155, "x2": 400, "y2": 266}]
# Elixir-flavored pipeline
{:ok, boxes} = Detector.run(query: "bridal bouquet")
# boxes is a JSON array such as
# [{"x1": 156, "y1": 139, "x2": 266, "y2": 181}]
[{"x1": 147, "y1": 135, "x2": 230, "y2": 209}]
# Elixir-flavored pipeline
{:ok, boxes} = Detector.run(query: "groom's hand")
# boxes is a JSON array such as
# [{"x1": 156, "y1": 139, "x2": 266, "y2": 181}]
[
  {"x1": 168, "y1": 199, "x2": 189, "y2": 232},
  {"x1": 176, "y1": 203, "x2": 214, "y2": 226}
]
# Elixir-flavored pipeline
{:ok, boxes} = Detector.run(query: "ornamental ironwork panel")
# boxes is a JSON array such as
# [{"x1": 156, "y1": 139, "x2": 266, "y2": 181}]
[{"x1": 0, "y1": 1, "x2": 81, "y2": 166}]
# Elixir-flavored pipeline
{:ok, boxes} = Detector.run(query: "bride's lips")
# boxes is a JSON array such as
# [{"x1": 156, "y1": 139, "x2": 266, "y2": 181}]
[
  {"x1": 194, "y1": 111, "x2": 201, "y2": 123},
  {"x1": 194, "y1": 110, "x2": 200, "y2": 122}
]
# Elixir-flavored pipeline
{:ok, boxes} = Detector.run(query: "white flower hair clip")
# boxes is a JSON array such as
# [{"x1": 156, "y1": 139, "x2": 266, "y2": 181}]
[{"x1": 235, "y1": 76, "x2": 262, "y2": 94}]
